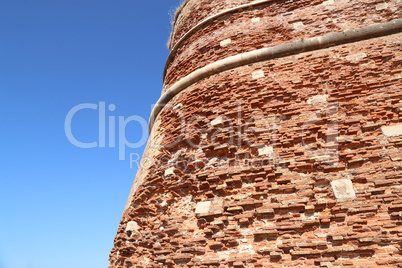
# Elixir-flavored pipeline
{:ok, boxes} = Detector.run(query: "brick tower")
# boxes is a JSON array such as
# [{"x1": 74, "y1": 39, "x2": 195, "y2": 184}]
[{"x1": 109, "y1": 0, "x2": 402, "y2": 267}]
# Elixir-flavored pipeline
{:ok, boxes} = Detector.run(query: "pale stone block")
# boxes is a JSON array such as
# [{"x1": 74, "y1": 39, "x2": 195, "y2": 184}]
[
  {"x1": 376, "y1": 3, "x2": 388, "y2": 10},
  {"x1": 381, "y1": 124, "x2": 402, "y2": 137},
  {"x1": 331, "y1": 179, "x2": 356, "y2": 201},
  {"x1": 252, "y1": 70, "x2": 265, "y2": 79},
  {"x1": 346, "y1": 53, "x2": 367, "y2": 61},
  {"x1": 251, "y1": 17, "x2": 260, "y2": 23},
  {"x1": 323, "y1": 0, "x2": 334, "y2": 5},
  {"x1": 293, "y1": 21, "x2": 304, "y2": 29},
  {"x1": 195, "y1": 201, "x2": 211, "y2": 214},
  {"x1": 158, "y1": 200, "x2": 168, "y2": 208},
  {"x1": 220, "y1": 38, "x2": 231, "y2": 47},
  {"x1": 173, "y1": 103, "x2": 183, "y2": 110},
  {"x1": 211, "y1": 117, "x2": 224, "y2": 126},
  {"x1": 126, "y1": 221, "x2": 139, "y2": 233},
  {"x1": 164, "y1": 167, "x2": 175, "y2": 177},
  {"x1": 343, "y1": 246, "x2": 355, "y2": 252},
  {"x1": 310, "y1": 155, "x2": 331, "y2": 160},
  {"x1": 258, "y1": 145, "x2": 274, "y2": 156},
  {"x1": 307, "y1": 95, "x2": 328, "y2": 104}
]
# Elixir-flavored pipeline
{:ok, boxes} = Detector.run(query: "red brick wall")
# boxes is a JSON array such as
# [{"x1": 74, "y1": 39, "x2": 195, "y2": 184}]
[
  {"x1": 109, "y1": 0, "x2": 402, "y2": 267},
  {"x1": 165, "y1": 0, "x2": 401, "y2": 90},
  {"x1": 171, "y1": 0, "x2": 256, "y2": 47}
]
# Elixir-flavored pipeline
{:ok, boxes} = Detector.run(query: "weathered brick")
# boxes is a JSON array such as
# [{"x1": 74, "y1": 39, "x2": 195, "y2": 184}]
[{"x1": 110, "y1": 0, "x2": 402, "y2": 267}]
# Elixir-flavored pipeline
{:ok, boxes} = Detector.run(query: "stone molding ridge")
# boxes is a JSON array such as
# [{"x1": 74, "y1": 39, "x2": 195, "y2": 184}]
[
  {"x1": 151, "y1": 19, "x2": 402, "y2": 134},
  {"x1": 165, "y1": 0, "x2": 280, "y2": 80}
]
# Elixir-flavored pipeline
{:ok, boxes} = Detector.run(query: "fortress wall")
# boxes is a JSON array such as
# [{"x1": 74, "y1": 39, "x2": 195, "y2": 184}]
[
  {"x1": 109, "y1": 0, "x2": 402, "y2": 267},
  {"x1": 165, "y1": 0, "x2": 401, "y2": 89}
]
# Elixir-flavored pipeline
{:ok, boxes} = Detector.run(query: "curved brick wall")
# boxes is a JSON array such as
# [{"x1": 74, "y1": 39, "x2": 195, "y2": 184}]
[
  {"x1": 109, "y1": 0, "x2": 402, "y2": 267},
  {"x1": 170, "y1": 0, "x2": 255, "y2": 48},
  {"x1": 164, "y1": 0, "x2": 401, "y2": 90}
]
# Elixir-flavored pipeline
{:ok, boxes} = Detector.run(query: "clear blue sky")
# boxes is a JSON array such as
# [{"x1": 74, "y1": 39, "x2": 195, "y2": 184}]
[{"x1": 0, "y1": 1, "x2": 182, "y2": 267}]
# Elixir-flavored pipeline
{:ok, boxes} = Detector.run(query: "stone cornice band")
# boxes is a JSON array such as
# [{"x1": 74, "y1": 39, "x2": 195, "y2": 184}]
[
  {"x1": 151, "y1": 19, "x2": 402, "y2": 134},
  {"x1": 165, "y1": 0, "x2": 281, "y2": 80}
]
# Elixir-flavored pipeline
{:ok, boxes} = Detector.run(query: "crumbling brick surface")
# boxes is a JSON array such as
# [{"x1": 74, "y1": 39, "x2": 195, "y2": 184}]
[
  {"x1": 165, "y1": 0, "x2": 401, "y2": 90},
  {"x1": 109, "y1": 32, "x2": 402, "y2": 267},
  {"x1": 171, "y1": 0, "x2": 256, "y2": 47},
  {"x1": 109, "y1": 0, "x2": 402, "y2": 267}
]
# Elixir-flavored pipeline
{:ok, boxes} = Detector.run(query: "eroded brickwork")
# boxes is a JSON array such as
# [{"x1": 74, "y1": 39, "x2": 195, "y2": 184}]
[
  {"x1": 109, "y1": 0, "x2": 402, "y2": 267},
  {"x1": 170, "y1": 0, "x2": 255, "y2": 47},
  {"x1": 165, "y1": 0, "x2": 401, "y2": 90}
]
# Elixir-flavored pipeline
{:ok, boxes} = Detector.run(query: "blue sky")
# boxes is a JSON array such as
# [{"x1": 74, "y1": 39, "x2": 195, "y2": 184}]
[{"x1": 0, "y1": 1, "x2": 182, "y2": 267}]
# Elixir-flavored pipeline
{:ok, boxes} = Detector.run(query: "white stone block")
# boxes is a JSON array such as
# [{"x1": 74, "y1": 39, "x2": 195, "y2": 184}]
[
  {"x1": 195, "y1": 201, "x2": 211, "y2": 214},
  {"x1": 258, "y1": 146, "x2": 274, "y2": 156},
  {"x1": 346, "y1": 53, "x2": 367, "y2": 61},
  {"x1": 252, "y1": 70, "x2": 265, "y2": 79},
  {"x1": 323, "y1": 0, "x2": 334, "y2": 5},
  {"x1": 173, "y1": 103, "x2": 183, "y2": 110},
  {"x1": 211, "y1": 117, "x2": 224, "y2": 126},
  {"x1": 376, "y1": 3, "x2": 388, "y2": 10},
  {"x1": 251, "y1": 17, "x2": 260, "y2": 23},
  {"x1": 164, "y1": 167, "x2": 175, "y2": 177},
  {"x1": 126, "y1": 221, "x2": 139, "y2": 233},
  {"x1": 381, "y1": 124, "x2": 402, "y2": 137},
  {"x1": 293, "y1": 21, "x2": 304, "y2": 29},
  {"x1": 220, "y1": 38, "x2": 231, "y2": 47},
  {"x1": 331, "y1": 179, "x2": 356, "y2": 201},
  {"x1": 307, "y1": 95, "x2": 328, "y2": 105}
]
